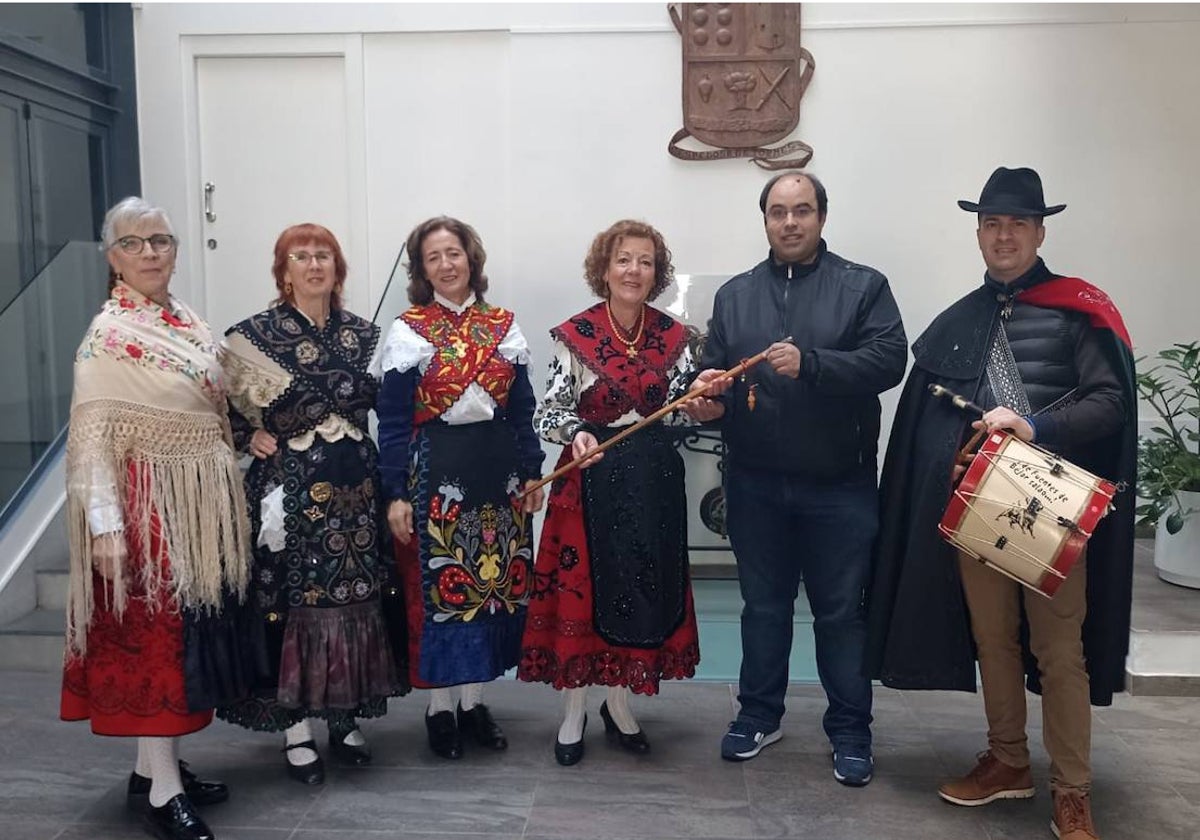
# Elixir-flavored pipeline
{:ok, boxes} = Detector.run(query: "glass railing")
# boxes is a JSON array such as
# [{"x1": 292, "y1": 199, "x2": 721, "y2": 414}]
[
  {"x1": 371, "y1": 243, "x2": 408, "y2": 327},
  {"x1": 0, "y1": 240, "x2": 107, "y2": 524}
]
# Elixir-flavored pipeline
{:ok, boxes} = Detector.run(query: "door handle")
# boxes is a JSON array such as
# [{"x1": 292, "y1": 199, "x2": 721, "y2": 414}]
[{"x1": 203, "y1": 182, "x2": 217, "y2": 223}]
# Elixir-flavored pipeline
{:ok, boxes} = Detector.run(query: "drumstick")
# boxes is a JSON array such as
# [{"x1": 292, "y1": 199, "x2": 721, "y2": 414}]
[
  {"x1": 928, "y1": 384, "x2": 992, "y2": 470},
  {"x1": 518, "y1": 337, "x2": 791, "y2": 498},
  {"x1": 928, "y1": 383, "x2": 985, "y2": 417}
]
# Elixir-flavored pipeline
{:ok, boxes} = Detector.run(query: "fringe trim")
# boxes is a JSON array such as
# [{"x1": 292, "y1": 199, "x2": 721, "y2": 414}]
[{"x1": 66, "y1": 399, "x2": 252, "y2": 657}]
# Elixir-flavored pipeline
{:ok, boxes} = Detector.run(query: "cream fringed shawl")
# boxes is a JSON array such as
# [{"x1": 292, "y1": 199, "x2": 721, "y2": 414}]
[{"x1": 65, "y1": 283, "x2": 251, "y2": 657}]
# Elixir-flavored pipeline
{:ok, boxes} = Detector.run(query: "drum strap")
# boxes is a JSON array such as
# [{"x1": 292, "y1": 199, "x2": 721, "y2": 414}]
[{"x1": 985, "y1": 321, "x2": 1032, "y2": 415}]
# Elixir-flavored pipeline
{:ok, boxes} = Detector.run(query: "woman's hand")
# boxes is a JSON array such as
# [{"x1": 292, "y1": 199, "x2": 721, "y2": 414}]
[
  {"x1": 249, "y1": 429, "x2": 278, "y2": 459},
  {"x1": 91, "y1": 532, "x2": 127, "y2": 582},
  {"x1": 388, "y1": 499, "x2": 415, "y2": 544},
  {"x1": 572, "y1": 430, "x2": 604, "y2": 469},
  {"x1": 521, "y1": 479, "x2": 545, "y2": 514}
]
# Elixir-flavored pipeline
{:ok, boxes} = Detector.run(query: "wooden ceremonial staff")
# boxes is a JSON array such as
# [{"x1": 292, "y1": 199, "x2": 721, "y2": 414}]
[{"x1": 518, "y1": 337, "x2": 791, "y2": 498}]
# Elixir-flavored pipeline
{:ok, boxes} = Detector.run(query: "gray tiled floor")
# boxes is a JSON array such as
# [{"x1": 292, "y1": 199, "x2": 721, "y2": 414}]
[{"x1": 2, "y1": 672, "x2": 1198, "y2": 840}]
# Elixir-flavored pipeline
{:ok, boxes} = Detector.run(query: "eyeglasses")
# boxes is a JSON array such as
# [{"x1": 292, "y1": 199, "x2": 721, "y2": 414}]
[
  {"x1": 287, "y1": 251, "x2": 334, "y2": 265},
  {"x1": 765, "y1": 206, "x2": 816, "y2": 224},
  {"x1": 113, "y1": 234, "x2": 177, "y2": 255}
]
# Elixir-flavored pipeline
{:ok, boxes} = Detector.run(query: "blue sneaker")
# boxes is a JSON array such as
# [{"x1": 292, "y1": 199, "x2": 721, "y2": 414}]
[
  {"x1": 832, "y1": 746, "x2": 874, "y2": 786},
  {"x1": 720, "y1": 719, "x2": 782, "y2": 761}
]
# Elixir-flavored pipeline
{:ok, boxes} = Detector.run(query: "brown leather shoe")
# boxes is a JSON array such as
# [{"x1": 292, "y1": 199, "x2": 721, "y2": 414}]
[
  {"x1": 938, "y1": 750, "x2": 1035, "y2": 806},
  {"x1": 1052, "y1": 789, "x2": 1099, "y2": 839}
]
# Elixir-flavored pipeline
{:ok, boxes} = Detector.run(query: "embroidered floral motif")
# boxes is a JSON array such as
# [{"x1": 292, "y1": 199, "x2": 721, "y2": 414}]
[
  {"x1": 425, "y1": 482, "x2": 531, "y2": 623},
  {"x1": 78, "y1": 284, "x2": 220, "y2": 397}
]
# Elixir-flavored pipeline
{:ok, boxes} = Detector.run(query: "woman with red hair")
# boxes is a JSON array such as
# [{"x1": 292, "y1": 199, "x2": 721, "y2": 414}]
[{"x1": 216, "y1": 223, "x2": 408, "y2": 784}]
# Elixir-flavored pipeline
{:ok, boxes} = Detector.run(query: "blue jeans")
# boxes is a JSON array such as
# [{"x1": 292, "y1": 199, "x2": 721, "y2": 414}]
[{"x1": 725, "y1": 464, "x2": 877, "y2": 749}]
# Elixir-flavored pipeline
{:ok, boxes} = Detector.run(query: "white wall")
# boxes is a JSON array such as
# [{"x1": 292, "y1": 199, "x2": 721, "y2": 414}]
[{"x1": 134, "y1": 3, "x2": 1200, "y2": 431}]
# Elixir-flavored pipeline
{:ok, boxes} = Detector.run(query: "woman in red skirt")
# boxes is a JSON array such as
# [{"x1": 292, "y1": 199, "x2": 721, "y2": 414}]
[
  {"x1": 61, "y1": 197, "x2": 254, "y2": 840},
  {"x1": 517, "y1": 220, "x2": 700, "y2": 765}
]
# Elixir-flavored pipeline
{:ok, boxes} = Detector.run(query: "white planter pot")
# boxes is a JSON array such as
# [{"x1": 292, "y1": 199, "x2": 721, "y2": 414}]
[{"x1": 1154, "y1": 489, "x2": 1200, "y2": 589}]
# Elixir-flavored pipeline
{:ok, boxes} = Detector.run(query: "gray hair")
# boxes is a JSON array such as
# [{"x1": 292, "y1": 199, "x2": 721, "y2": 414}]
[{"x1": 100, "y1": 196, "x2": 175, "y2": 251}]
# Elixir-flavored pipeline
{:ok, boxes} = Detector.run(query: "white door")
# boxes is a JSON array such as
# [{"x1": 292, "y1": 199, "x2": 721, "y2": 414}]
[{"x1": 196, "y1": 55, "x2": 349, "y2": 335}]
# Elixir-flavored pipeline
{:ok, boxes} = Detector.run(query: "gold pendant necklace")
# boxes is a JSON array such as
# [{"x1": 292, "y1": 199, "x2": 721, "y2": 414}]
[{"x1": 605, "y1": 301, "x2": 644, "y2": 358}]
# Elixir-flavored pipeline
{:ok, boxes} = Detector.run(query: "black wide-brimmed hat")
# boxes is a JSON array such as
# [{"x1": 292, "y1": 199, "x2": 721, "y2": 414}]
[{"x1": 957, "y1": 166, "x2": 1066, "y2": 217}]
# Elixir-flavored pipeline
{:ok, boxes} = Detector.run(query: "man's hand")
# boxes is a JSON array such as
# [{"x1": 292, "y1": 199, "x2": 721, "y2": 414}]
[
  {"x1": 765, "y1": 341, "x2": 801, "y2": 379},
  {"x1": 681, "y1": 396, "x2": 726, "y2": 422},
  {"x1": 692, "y1": 368, "x2": 732, "y2": 397},
  {"x1": 972, "y1": 406, "x2": 1035, "y2": 442},
  {"x1": 249, "y1": 429, "x2": 278, "y2": 459},
  {"x1": 388, "y1": 499, "x2": 415, "y2": 544},
  {"x1": 91, "y1": 532, "x2": 127, "y2": 582},
  {"x1": 572, "y1": 431, "x2": 604, "y2": 469},
  {"x1": 520, "y1": 479, "x2": 545, "y2": 514}
]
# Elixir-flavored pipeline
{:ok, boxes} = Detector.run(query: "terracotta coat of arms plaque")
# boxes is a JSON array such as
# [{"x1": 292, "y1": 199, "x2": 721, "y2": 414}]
[{"x1": 667, "y1": 3, "x2": 815, "y2": 169}]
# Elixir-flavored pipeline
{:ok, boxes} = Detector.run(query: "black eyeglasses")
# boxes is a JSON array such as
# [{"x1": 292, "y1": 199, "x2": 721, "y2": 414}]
[{"x1": 113, "y1": 234, "x2": 177, "y2": 255}]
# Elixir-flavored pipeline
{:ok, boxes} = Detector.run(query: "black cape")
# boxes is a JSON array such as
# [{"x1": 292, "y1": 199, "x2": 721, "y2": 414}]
[{"x1": 863, "y1": 283, "x2": 1137, "y2": 706}]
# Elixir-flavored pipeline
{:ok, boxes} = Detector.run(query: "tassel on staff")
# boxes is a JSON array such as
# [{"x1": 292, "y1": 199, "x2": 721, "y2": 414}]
[{"x1": 518, "y1": 337, "x2": 792, "y2": 498}]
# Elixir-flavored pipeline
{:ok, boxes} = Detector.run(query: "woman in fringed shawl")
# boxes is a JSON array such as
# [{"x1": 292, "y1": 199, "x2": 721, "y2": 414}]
[
  {"x1": 516, "y1": 220, "x2": 701, "y2": 766},
  {"x1": 61, "y1": 197, "x2": 254, "y2": 840},
  {"x1": 374, "y1": 216, "x2": 545, "y2": 760},
  {"x1": 215, "y1": 224, "x2": 408, "y2": 784}
]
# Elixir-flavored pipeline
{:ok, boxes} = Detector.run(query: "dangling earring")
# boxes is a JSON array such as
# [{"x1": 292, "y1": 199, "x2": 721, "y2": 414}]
[
  {"x1": 284, "y1": 281, "x2": 293, "y2": 294},
  {"x1": 115, "y1": 272, "x2": 124, "y2": 282}
]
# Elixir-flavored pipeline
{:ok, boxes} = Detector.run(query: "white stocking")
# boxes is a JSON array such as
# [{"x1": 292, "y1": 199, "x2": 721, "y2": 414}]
[
  {"x1": 460, "y1": 682, "x2": 484, "y2": 711},
  {"x1": 284, "y1": 719, "x2": 318, "y2": 766},
  {"x1": 135, "y1": 738, "x2": 153, "y2": 778},
  {"x1": 141, "y1": 736, "x2": 182, "y2": 808},
  {"x1": 605, "y1": 685, "x2": 641, "y2": 734},
  {"x1": 557, "y1": 686, "x2": 588, "y2": 744},
  {"x1": 427, "y1": 687, "x2": 454, "y2": 715}
]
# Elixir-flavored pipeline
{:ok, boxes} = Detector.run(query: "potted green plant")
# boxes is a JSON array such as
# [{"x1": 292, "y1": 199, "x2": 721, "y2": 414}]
[{"x1": 1136, "y1": 341, "x2": 1200, "y2": 587}]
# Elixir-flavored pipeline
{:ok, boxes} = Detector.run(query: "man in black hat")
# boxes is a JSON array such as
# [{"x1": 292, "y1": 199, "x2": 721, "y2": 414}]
[
  {"x1": 686, "y1": 171, "x2": 907, "y2": 787},
  {"x1": 863, "y1": 166, "x2": 1136, "y2": 840}
]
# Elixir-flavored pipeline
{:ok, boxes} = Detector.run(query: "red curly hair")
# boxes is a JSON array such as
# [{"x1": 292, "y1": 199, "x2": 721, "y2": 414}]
[{"x1": 271, "y1": 223, "x2": 347, "y2": 310}]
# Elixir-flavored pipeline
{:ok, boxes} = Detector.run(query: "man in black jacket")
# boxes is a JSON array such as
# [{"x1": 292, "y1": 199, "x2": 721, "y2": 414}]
[
  {"x1": 863, "y1": 167, "x2": 1135, "y2": 840},
  {"x1": 687, "y1": 172, "x2": 907, "y2": 786}
]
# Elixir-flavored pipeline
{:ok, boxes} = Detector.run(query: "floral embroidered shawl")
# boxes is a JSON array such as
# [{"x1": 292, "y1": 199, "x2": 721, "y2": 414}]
[{"x1": 65, "y1": 283, "x2": 251, "y2": 656}]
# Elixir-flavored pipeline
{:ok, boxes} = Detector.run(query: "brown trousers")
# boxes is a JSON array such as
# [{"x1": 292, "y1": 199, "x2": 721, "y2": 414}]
[{"x1": 958, "y1": 552, "x2": 1091, "y2": 791}]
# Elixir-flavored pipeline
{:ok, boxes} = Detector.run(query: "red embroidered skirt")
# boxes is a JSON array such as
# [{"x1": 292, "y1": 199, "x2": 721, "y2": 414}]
[
  {"x1": 517, "y1": 447, "x2": 700, "y2": 696},
  {"x1": 61, "y1": 573, "x2": 212, "y2": 736}
]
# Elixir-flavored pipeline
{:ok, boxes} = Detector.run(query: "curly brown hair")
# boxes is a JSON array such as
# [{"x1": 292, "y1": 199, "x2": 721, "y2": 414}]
[
  {"x1": 404, "y1": 216, "x2": 489, "y2": 306},
  {"x1": 583, "y1": 220, "x2": 674, "y2": 301}
]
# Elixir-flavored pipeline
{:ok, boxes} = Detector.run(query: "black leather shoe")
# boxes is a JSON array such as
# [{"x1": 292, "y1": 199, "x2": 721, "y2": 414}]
[
  {"x1": 554, "y1": 714, "x2": 587, "y2": 766},
  {"x1": 328, "y1": 730, "x2": 372, "y2": 766},
  {"x1": 600, "y1": 700, "x2": 651, "y2": 754},
  {"x1": 457, "y1": 701, "x2": 508, "y2": 751},
  {"x1": 426, "y1": 709, "x2": 463, "y2": 760},
  {"x1": 127, "y1": 760, "x2": 229, "y2": 812},
  {"x1": 283, "y1": 740, "x2": 325, "y2": 785},
  {"x1": 142, "y1": 793, "x2": 215, "y2": 840}
]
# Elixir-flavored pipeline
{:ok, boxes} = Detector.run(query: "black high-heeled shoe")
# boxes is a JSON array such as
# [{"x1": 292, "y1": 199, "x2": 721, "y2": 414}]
[
  {"x1": 283, "y1": 740, "x2": 325, "y2": 785},
  {"x1": 600, "y1": 700, "x2": 651, "y2": 754},
  {"x1": 554, "y1": 714, "x2": 587, "y2": 766},
  {"x1": 142, "y1": 793, "x2": 215, "y2": 840}
]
